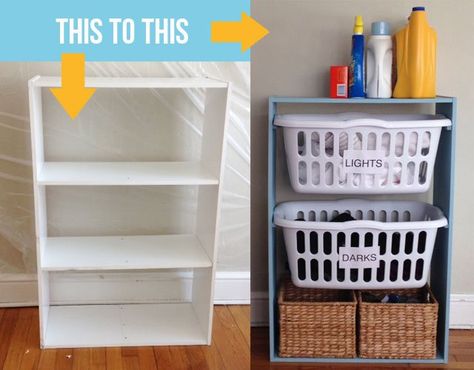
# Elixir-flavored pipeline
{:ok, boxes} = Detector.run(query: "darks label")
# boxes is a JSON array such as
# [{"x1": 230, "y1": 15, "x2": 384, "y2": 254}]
[
  {"x1": 338, "y1": 245, "x2": 380, "y2": 269},
  {"x1": 342, "y1": 150, "x2": 386, "y2": 175}
]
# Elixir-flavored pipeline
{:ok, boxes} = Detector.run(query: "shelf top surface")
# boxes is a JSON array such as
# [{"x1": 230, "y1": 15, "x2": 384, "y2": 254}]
[
  {"x1": 41, "y1": 234, "x2": 212, "y2": 271},
  {"x1": 269, "y1": 96, "x2": 455, "y2": 104},
  {"x1": 44, "y1": 303, "x2": 207, "y2": 348},
  {"x1": 37, "y1": 161, "x2": 218, "y2": 186},
  {"x1": 30, "y1": 76, "x2": 228, "y2": 89}
]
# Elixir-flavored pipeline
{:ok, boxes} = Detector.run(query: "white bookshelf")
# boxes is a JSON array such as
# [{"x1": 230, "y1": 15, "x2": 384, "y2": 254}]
[{"x1": 28, "y1": 76, "x2": 230, "y2": 348}]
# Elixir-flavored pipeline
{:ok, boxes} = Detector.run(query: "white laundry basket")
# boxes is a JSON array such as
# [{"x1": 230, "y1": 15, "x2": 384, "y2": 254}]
[
  {"x1": 274, "y1": 199, "x2": 447, "y2": 289},
  {"x1": 274, "y1": 113, "x2": 451, "y2": 194}
]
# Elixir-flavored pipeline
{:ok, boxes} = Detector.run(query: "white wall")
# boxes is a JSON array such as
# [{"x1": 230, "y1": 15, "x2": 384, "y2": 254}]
[
  {"x1": 0, "y1": 62, "x2": 250, "y2": 280},
  {"x1": 251, "y1": 0, "x2": 474, "y2": 295}
]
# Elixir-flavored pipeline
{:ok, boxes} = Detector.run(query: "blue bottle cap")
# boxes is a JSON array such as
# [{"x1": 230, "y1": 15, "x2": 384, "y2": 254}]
[
  {"x1": 412, "y1": 6, "x2": 425, "y2": 11},
  {"x1": 371, "y1": 21, "x2": 391, "y2": 36}
]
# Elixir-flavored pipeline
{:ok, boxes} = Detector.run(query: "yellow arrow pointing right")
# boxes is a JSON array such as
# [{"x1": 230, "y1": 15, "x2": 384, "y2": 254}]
[
  {"x1": 50, "y1": 53, "x2": 96, "y2": 120},
  {"x1": 211, "y1": 12, "x2": 269, "y2": 52}
]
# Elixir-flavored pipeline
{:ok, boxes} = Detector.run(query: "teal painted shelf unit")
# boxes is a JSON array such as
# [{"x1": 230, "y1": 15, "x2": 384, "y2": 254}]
[{"x1": 267, "y1": 96, "x2": 456, "y2": 363}]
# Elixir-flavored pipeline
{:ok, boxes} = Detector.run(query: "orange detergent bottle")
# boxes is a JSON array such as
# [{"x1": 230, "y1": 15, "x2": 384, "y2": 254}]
[{"x1": 393, "y1": 6, "x2": 437, "y2": 98}]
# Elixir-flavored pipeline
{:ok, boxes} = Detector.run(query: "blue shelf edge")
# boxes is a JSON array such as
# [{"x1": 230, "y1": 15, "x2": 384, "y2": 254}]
[
  {"x1": 270, "y1": 354, "x2": 446, "y2": 364},
  {"x1": 269, "y1": 96, "x2": 455, "y2": 104}
]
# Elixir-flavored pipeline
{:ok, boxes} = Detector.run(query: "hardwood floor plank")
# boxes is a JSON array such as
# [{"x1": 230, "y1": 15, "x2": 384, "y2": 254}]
[
  {"x1": 121, "y1": 356, "x2": 140, "y2": 370},
  {"x1": 169, "y1": 347, "x2": 193, "y2": 370},
  {"x1": 121, "y1": 348, "x2": 139, "y2": 370},
  {"x1": 450, "y1": 346, "x2": 474, "y2": 355},
  {"x1": 37, "y1": 350, "x2": 56, "y2": 370},
  {"x1": 451, "y1": 330, "x2": 473, "y2": 337},
  {"x1": 18, "y1": 312, "x2": 40, "y2": 370},
  {"x1": 90, "y1": 348, "x2": 106, "y2": 370},
  {"x1": 154, "y1": 347, "x2": 190, "y2": 370},
  {"x1": 213, "y1": 306, "x2": 250, "y2": 370},
  {"x1": 0, "y1": 309, "x2": 19, "y2": 369},
  {"x1": 152, "y1": 347, "x2": 172, "y2": 370},
  {"x1": 54, "y1": 349, "x2": 73, "y2": 370},
  {"x1": 0, "y1": 309, "x2": 6, "y2": 324},
  {"x1": 198, "y1": 307, "x2": 247, "y2": 370},
  {"x1": 199, "y1": 344, "x2": 226, "y2": 370},
  {"x1": 121, "y1": 348, "x2": 138, "y2": 358},
  {"x1": 184, "y1": 347, "x2": 209, "y2": 370},
  {"x1": 2, "y1": 308, "x2": 35, "y2": 370},
  {"x1": 71, "y1": 349, "x2": 90, "y2": 370},
  {"x1": 137, "y1": 347, "x2": 157, "y2": 370},
  {"x1": 450, "y1": 338, "x2": 474, "y2": 346},
  {"x1": 199, "y1": 314, "x2": 228, "y2": 370},
  {"x1": 454, "y1": 353, "x2": 474, "y2": 362},
  {"x1": 228, "y1": 305, "x2": 251, "y2": 347},
  {"x1": 105, "y1": 348, "x2": 123, "y2": 370}
]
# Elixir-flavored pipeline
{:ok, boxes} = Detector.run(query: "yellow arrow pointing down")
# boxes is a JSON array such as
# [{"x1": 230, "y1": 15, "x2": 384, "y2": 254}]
[
  {"x1": 211, "y1": 12, "x2": 269, "y2": 52},
  {"x1": 50, "y1": 53, "x2": 96, "y2": 120}
]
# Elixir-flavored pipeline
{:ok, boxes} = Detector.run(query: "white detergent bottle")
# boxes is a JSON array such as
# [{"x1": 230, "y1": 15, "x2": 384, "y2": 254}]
[{"x1": 366, "y1": 21, "x2": 392, "y2": 98}]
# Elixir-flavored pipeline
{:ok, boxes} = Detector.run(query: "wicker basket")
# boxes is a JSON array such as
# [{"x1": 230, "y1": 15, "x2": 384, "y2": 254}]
[
  {"x1": 358, "y1": 286, "x2": 438, "y2": 359},
  {"x1": 279, "y1": 279, "x2": 357, "y2": 358}
]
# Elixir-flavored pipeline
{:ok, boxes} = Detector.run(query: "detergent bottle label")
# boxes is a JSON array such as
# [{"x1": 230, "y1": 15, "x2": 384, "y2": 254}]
[{"x1": 349, "y1": 34, "x2": 365, "y2": 98}]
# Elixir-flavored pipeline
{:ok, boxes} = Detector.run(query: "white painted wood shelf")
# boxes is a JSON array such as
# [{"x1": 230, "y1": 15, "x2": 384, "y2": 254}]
[
  {"x1": 41, "y1": 235, "x2": 212, "y2": 271},
  {"x1": 38, "y1": 162, "x2": 219, "y2": 186},
  {"x1": 44, "y1": 303, "x2": 207, "y2": 348},
  {"x1": 31, "y1": 76, "x2": 228, "y2": 89},
  {"x1": 29, "y1": 76, "x2": 231, "y2": 348}
]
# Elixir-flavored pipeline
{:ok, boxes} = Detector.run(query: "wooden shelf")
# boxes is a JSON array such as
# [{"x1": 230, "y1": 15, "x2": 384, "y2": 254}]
[
  {"x1": 30, "y1": 76, "x2": 228, "y2": 89},
  {"x1": 43, "y1": 303, "x2": 207, "y2": 348},
  {"x1": 37, "y1": 162, "x2": 218, "y2": 186},
  {"x1": 41, "y1": 234, "x2": 212, "y2": 271}
]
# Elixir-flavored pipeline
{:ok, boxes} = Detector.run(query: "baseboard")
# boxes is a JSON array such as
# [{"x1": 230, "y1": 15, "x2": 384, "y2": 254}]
[
  {"x1": 450, "y1": 294, "x2": 474, "y2": 329},
  {"x1": 0, "y1": 274, "x2": 37, "y2": 307},
  {"x1": 213, "y1": 271, "x2": 251, "y2": 304},
  {"x1": 251, "y1": 291, "x2": 474, "y2": 329},
  {"x1": 0, "y1": 271, "x2": 250, "y2": 307}
]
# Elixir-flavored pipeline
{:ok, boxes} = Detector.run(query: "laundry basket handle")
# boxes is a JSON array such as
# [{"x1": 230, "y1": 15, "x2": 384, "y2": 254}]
[{"x1": 346, "y1": 118, "x2": 390, "y2": 127}]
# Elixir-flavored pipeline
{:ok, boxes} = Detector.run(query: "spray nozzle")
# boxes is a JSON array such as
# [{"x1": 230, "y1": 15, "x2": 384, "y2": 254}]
[{"x1": 353, "y1": 15, "x2": 364, "y2": 34}]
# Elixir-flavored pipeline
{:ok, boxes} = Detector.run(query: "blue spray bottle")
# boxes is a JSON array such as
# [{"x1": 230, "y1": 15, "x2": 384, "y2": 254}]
[{"x1": 349, "y1": 16, "x2": 365, "y2": 98}]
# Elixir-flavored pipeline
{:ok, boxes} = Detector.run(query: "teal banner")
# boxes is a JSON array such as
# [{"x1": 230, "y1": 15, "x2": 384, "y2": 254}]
[{"x1": 0, "y1": 0, "x2": 250, "y2": 61}]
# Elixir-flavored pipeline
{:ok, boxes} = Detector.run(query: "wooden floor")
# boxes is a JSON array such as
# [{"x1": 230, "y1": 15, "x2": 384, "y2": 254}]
[
  {"x1": 0, "y1": 305, "x2": 250, "y2": 370},
  {"x1": 251, "y1": 327, "x2": 474, "y2": 369}
]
